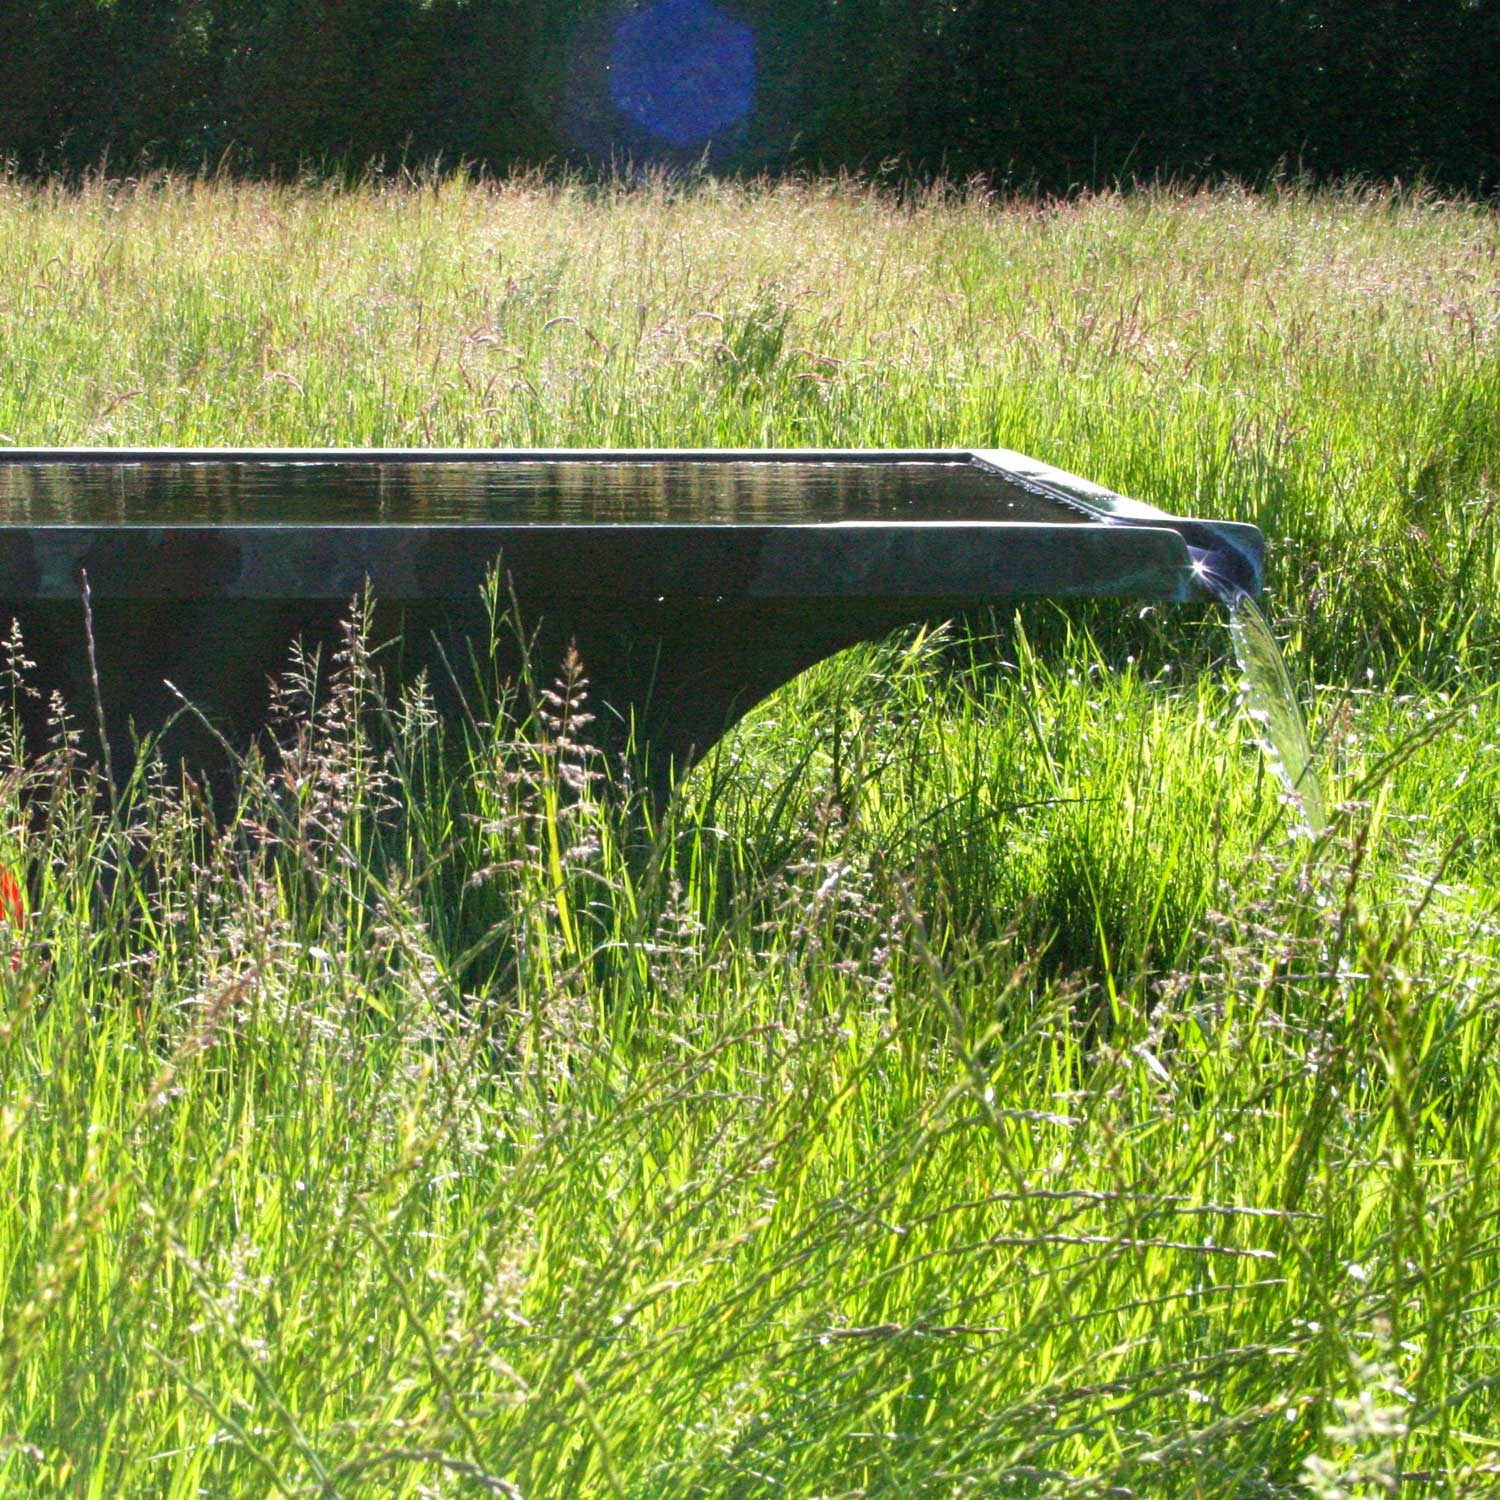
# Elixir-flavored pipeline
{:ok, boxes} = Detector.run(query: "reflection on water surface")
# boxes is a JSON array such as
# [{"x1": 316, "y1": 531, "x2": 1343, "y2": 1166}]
[{"x1": 0, "y1": 460, "x2": 1096, "y2": 527}]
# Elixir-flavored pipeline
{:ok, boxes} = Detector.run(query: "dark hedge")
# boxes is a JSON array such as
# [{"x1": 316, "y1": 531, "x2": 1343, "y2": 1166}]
[{"x1": 1, "y1": 0, "x2": 1496, "y2": 190}]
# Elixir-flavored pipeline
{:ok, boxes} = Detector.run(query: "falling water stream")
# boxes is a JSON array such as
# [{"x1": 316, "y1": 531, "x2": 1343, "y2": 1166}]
[{"x1": 1221, "y1": 588, "x2": 1328, "y2": 838}]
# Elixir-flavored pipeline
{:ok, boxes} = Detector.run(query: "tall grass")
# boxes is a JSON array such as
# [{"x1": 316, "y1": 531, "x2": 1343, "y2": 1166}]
[{"x1": 0, "y1": 172, "x2": 1497, "y2": 1495}]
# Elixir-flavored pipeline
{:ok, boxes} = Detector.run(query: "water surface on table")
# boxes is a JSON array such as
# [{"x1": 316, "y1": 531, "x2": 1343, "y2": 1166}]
[{"x1": 0, "y1": 460, "x2": 1097, "y2": 527}]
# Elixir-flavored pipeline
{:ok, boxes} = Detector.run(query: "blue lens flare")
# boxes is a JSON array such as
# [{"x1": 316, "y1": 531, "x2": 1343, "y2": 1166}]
[{"x1": 608, "y1": 0, "x2": 755, "y2": 150}]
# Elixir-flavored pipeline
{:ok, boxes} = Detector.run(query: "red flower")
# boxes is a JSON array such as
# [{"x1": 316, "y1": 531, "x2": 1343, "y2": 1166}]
[{"x1": 0, "y1": 867, "x2": 23, "y2": 972}]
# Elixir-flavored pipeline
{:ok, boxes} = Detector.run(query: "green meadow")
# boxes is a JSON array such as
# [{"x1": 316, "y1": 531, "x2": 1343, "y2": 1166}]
[{"x1": 0, "y1": 171, "x2": 1498, "y2": 1496}]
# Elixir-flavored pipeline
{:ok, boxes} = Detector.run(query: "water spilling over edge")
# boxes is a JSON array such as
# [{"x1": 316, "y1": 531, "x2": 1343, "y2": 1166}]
[{"x1": 1223, "y1": 590, "x2": 1328, "y2": 839}]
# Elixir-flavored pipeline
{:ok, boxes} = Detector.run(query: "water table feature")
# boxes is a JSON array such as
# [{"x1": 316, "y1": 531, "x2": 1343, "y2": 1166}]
[{"x1": 0, "y1": 448, "x2": 1266, "y2": 795}]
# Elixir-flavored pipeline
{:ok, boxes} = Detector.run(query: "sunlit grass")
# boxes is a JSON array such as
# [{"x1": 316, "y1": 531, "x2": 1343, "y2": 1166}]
[{"x1": 0, "y1": 171, "x2": 1496, "y2": 1495}]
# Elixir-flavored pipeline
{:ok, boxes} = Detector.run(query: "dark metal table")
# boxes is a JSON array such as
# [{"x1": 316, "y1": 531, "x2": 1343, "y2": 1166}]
[{"x1": 0, "y1": 448, "x2": 1262, "y2": 784}]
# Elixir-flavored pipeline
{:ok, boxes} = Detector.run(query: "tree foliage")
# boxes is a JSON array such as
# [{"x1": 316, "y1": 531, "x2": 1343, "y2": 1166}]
[{"x1": 0, "y1": 0, "x2": 1495, "y2": 187}]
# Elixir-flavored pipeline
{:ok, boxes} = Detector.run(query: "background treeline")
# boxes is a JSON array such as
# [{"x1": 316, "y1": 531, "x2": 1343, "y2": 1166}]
[{"x1": 2, "y1": 0, "x2": 1497, "y2": 190}]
